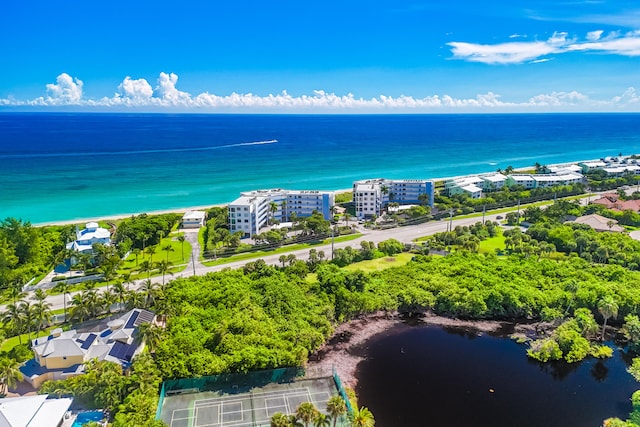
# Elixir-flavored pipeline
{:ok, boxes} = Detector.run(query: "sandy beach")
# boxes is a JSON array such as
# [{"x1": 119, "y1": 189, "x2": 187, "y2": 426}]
[{"x1": 33, "y1": 188, "x2": 355, "y2": 227}]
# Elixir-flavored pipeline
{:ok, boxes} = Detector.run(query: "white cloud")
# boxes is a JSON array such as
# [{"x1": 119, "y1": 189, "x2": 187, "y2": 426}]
[
  {"x1": 611, "y1": 87, "x2": 640, "y2": 105},
  {"x1": 1, "y1": 72, "x2": 640, "y2": 112},
  {"x1": 448, "y1": 40, "x2": 558, "y2": 64},
  {"x1": 566, "y1": 31, "x2": 640, "y2": 55},
  {"x1": 528, "y1": 91, "x2": 592, "y2": 106},
  {"x1": 153, "y1": 72, "x2": 191, "y2": 105},
  {"x1": 586, "y1": 30, "x2": 603, "y2": 41},
  {"x1": 449, "y1": 29, "x2": 640, "y2": 64},
  {"x1": 38, "y1": 73, "x2": 83, "y2": 104},
  {"x1": 116, "y1": 76, "x2": 153, "y2": 103}
]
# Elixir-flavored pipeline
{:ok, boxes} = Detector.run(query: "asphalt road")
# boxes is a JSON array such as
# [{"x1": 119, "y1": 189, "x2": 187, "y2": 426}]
[{"x1": 23, "y1": 212, "x2": 504, "y2": 313}]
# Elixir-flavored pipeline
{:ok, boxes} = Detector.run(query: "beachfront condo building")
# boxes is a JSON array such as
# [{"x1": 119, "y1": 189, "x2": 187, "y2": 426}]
[
  {"x1": 353, "y1": 179, "x2": 435, "y2": 220},
  {"x1": 228, "y1": 189, "x2": 335, "y2": 238},
  {"x1": 446, "y1": 171, "x2": 585, "y2": 198}
]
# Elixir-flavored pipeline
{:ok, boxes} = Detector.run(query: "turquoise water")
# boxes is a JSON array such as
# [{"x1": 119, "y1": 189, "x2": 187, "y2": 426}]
[
  {"x1": 71, "y1": 411, "x2": 104, "y2": 426},
  {"x1": 1, "y1": 113, "x2": 639, "y2": 224}
]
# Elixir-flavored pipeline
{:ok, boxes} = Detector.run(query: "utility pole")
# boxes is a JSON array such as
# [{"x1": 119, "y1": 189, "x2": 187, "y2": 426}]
[
  {"x1": 448, "y1": 208, "x2": 453, "y2": 232},
  {"x1": 331, "y1": 224, "x2": 335, "y2": 260},
  {"x1": 191, "y1": 250, "x2": 196, "y2": 276},
  {"x1": 482, "y1": 204, "x2": 486, "y2": 225},
  {"x1": 517, "y1": 199, "x2": 521, "y2": 225}
]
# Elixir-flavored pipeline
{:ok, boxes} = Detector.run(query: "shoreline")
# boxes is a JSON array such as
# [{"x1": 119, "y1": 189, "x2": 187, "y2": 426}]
[
  {"x1": 33, "y1": 188, "x2": 355, "y2": 227},
  {"x1": 307, "y1": 311, "x2": 540, "y2": 389},
  {"x1": 29, "y1": 154, "x2": 622, "y2": 227}
]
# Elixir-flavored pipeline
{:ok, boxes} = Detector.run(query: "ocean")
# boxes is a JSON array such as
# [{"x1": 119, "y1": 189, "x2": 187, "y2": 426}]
[{"x1": 1, "y1": 113, "x2": 640, "y2": 224}]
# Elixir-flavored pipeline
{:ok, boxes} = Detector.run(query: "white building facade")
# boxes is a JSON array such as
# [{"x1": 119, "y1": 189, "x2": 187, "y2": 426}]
[
  {"x1": 353, "y1": 178, "x2": 435, "y2": 219},
  {"x1": 228, "y1": 189, "x2": 335, "y2": 237},
  {"x1": 66, "y1": 222, "x2": 111, "y2": 253}
]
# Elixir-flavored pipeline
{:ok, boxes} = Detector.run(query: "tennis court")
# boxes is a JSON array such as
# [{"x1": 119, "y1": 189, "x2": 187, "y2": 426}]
[{"x1": 159, "y1": 375, "x2": 344, "y2": 427}]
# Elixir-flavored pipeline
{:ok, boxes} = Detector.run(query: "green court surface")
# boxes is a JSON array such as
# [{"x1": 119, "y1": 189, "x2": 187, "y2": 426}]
[{"x1": 159, "y1": 375, "x2": 345, "y2": 427}]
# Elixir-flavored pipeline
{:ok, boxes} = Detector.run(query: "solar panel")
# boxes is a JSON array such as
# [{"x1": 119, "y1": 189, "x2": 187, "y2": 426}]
[
  {"x1": 109, "y1": 341, "x2": 136, "y2": 362},
  {"x1": 124, "y1": 311, "x2": 140, "y2": 329},
  {"x1": 80, "y1": 333, "x2": 97, "y2": 350},
  {"x1": 135, "y1": 310, "x2": 155, "y2": 326}
]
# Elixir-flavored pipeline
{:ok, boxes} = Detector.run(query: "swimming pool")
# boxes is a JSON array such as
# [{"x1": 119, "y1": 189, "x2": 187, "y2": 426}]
[{"x1": 71, "y1": 411, "x2": 104, "y2": 427}]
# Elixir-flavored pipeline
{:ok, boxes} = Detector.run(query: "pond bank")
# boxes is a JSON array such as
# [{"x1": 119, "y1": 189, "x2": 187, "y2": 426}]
[{"x1": 307, "y1": 311, "x2": 543, "y2": 389}]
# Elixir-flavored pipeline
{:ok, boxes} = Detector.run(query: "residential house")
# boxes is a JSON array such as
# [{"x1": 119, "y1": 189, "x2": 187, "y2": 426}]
[
  {"x1": 21, "y1": 309, "x2": 155, "y2": 388},
  {"x1": 182, "y1": 210, "x2": 206, "y2": 228},
  {"x1": 572, "y1": 214, "x2": 625, "y2": 232},
  {"x1": 0, "y1": 394, "x2": 73, "y2": 427},
  {"x1": 66, "y1": 222, "x2": 111, "y2": 254}
]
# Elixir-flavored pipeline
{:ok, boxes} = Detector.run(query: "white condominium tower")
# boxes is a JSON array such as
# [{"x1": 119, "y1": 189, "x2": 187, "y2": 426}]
[{"x1": 229, "y1": 188, "x2": 335, "y2": 237}]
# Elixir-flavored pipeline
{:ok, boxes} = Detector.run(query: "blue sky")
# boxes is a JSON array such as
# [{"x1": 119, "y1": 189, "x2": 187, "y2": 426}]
[{"x1": 1, "y1": 0, "x2": 639, "y2": 112}]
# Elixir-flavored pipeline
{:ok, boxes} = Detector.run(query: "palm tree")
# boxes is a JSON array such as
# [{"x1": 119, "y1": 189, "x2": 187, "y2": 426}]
[
  {"x1": 270, "y1": 412, "x2": 291, "y2": 427},
  {"x1": 326, "y1": 396, "x2": 346, "y2": 427},
  {"x1": 2, "y1": 303, "x2": 24, "y2": 344},
  {"x1": 101, "y1": 288, "x2": 117, "y2": 315},
  {"x1": 19, "y1": 301, "x2": 36, "y2": 342},
  {"x1": 281, "y1": 200, "x2": 288, "y2": 222},
  {"x1": 279, "y1": 255, "x2": 288, "y2": 268},
  {"x1": 126, "y1": 289, "x2": 146, "y2": 310},
  {"x1": 155, "y1": 259, "x2": 173, "y2": 285},
  {"x1": 286, "y1": 254, "x2": 296, "y2": 266},
  {"x1": 162, "y1": 243, "x2": 174, "y2": 261},
  {"x1": 144, "y1": 246, "x2": 156, "y2": 264},
  {"x1": 269, "y1": 201, "x2": 279, "y2": 225},
  {"x1": 141, "y1": 279, "x2": 158, "y2": 308},
  {"x1": 31, "y1": 290, "x2": 52, "y2": 332},
  {"x1": 0, "y1": 357, "x2": 23, "y2": 395},
  {"x1": 7, "y1": 285, "x2": 26, "y2": 305},
  {"x1": 138, "y1": 322, "x2": 163, "y2": 353},
  {"x1": 349, "y1": 407, "x2": 375, "y2": 427},
  {"x1": 53, "y1": 281, "x2": 72, "y2": 323},
  {"x1": 70, "y1": 293, "x2": 91, "y2": 322},
  {"x1": 138, "y1": 260, "x2": 153, "y2": 279},
  {"x1": 83, "y1": 288, "x2": 101, "y2": 318},
  {"x1": 598, "y1": 295, "x2": 619, "y2": 341},
  {"x1": 296, "y1": 402, "x2": 318, "y2": 427},
  {"x1": 122, "y1": 272, "x2": 135, "y2": 290},
  {"x1": 112, "y1": 282, "x2": 128, "y2": 311},
  {"x1": 314, "y1": 413, "x2": 331, "y2": 427},
  {"x1": 177, "y1": 235, "x2": 186, "y2": 261},
  {"x1": 32, "y1": 299, "x2": 52, "y2": 333},
  {"x1": 132, "y1": 248, "x2": 142, "y2": 267}
]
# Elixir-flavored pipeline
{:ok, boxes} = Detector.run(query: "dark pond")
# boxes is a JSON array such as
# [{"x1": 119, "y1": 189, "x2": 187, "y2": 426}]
[{"x1": 355, "y1": 323, "x2": 638, "y2": 427}]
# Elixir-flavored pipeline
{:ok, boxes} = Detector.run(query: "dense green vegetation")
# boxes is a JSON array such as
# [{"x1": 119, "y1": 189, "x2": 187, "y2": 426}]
[
  {"x1": 0, "y1": 218, "x2": 72, "y2": 294},
  {"x1": 435, "y1": 182, "x2": 585, "y2": 215},
  {"x1": 114, "y1": 213, "x2": 181, "y2": 252},
  {"x1": 40, "y1": 355, "x2": 164, "y2": 427},
  {"x1": 7, "y1": 187, "x2": 640, "y2": 426}
]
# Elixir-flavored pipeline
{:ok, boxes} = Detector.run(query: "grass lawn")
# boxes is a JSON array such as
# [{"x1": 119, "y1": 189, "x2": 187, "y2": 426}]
[
  {"x1": 119, "y1": 233, "x2": 192, "y2": 276},
  {"x1": 201, "y1": 234, "x2": 362, "y2": 267},
  {"x1": 1, "y1": 334, "x2": 29, "y2": 352},
  {"x1": 478, "y1": 235, "x2": 506, "y2": 254},
  {"x1": 343, "y1": 252, "x2": 414, "y2": 273}
]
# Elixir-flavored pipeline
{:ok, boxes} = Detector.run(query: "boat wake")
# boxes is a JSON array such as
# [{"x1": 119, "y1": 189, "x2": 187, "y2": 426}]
[{"x1": 0, "y1": 139, "x2": 278, "y2": 159}]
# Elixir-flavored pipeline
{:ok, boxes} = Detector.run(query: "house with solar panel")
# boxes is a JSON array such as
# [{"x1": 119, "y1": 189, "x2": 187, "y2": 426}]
[{"x1": 20, "y1": 308, "x2": 155, "y2": 388}]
